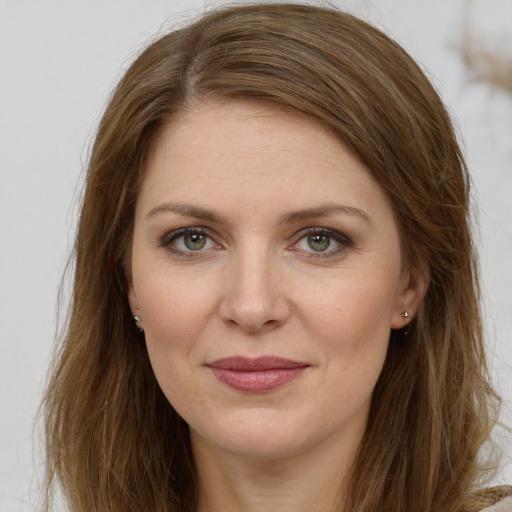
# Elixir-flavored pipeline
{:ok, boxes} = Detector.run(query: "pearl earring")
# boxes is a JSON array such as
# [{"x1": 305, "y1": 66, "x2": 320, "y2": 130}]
[{"x1": 401, "y1": 312, "x2": 409, "y2": 318}]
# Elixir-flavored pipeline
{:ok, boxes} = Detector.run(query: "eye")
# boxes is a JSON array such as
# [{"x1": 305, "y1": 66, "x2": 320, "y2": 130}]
[
  {"x1": 162, "y1": 228, "x2": 219, "y2": 255},
  {"x1": 180, "y1": 232, "x2": 209, "y2": 251},
  {"x1": 305, "y1": 233, "x2": 331, "y2": 252},
  {"x1": 291, "y1": 228, "x2": 353, "y2": 257}
]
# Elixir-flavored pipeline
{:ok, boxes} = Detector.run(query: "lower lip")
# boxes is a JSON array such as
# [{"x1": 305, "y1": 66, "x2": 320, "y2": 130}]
[{"x1": 209, "y1": 367, "x2": 307, "y2": 392}]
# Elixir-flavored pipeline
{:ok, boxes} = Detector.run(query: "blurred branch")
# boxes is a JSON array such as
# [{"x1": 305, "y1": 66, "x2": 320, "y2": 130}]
[{"x1": 460, "y1": 0, "x2": 512, "y2": 95}]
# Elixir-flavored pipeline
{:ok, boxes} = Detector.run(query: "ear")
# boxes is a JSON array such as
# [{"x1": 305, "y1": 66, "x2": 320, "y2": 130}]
[
  {"x1": 125, "y1": 268, "x2": 140, "y2": 317},
  {"x1": 390, "y1": 267, "x2": 428, "y2": 329}
]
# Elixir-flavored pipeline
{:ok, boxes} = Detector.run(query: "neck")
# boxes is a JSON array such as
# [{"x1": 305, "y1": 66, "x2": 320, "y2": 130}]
[{"x1": 191, "y1": 429, "x2": 361, "y2": 512}]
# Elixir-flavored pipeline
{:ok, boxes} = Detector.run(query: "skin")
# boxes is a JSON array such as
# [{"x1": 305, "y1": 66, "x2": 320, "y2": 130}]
[{"x1": 127, "y1": 100, "x2": 424, "y2": 512}]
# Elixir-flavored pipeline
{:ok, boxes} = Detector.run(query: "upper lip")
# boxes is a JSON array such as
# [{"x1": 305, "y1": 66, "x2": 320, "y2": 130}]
[{"x1": 206, "y1": 356, "x2": 309, "y2": 371}]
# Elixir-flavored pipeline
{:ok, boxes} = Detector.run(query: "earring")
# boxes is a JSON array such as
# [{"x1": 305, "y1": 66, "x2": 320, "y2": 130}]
[
  {"x1": 401, "y1": 311, "x2": 409, "y2": 336},
  {"x1": 133, "y1": 315, "x2": 144, "y2": 333}
]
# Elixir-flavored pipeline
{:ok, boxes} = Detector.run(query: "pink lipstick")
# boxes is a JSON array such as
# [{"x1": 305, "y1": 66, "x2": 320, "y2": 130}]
[{"x1": 206, "y1": 356, "x2": 309, "y2": 392}]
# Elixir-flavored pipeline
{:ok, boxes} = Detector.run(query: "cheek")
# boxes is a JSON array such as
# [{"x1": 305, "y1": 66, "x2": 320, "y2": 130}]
[
  {"x1": 134, "y1": 270, "x2": 221, "y2": 412},
  {"x1": 299, "y1": 269, "x2": 399, "y2": 360},
  {"x1": 134, "y1": 266, "x2": 223, "y2": 366}
]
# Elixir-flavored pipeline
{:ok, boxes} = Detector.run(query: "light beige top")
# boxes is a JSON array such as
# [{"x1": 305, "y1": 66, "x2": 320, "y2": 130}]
[{"x1": 482, "y1": 497, "x2": 512, "y2": 512}]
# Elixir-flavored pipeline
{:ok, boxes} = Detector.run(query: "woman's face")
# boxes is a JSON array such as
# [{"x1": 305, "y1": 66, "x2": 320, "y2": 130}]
[{"x1": 128, "y1": 101, "x2": 420, "y2": 460}]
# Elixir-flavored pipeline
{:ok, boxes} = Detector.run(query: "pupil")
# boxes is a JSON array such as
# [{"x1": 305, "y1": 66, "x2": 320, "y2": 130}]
[
  {"x1": 185, "y1": 233, "x2": 206, "y2": 250},
  {"x1": 308, "y1": 234, "x2": 330, "y2": 251}
]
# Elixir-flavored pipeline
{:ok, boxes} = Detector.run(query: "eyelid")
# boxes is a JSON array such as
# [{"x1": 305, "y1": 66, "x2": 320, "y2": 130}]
[{"x1": 162, "y1": 226, "x2": 209, "y2": 244}]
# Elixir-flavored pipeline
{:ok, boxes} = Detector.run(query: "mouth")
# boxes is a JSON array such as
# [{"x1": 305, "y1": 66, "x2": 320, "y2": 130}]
[{"x1": 206, "y1": 356, "x2": 310, "y2": 392}]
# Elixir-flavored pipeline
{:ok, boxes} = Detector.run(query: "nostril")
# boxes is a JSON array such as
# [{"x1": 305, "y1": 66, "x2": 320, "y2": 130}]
[{"x1": 224, "y1": 316, "x2": 280, "y2": 333}]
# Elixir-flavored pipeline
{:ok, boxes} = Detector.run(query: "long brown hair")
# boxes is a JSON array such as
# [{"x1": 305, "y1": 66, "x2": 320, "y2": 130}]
[{"x1": 42, "y1": 3, "x2": 506, "y2": 511}]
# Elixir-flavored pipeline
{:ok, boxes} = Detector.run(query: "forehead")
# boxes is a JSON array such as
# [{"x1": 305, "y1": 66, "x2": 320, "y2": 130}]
[{"x1": 136, "y1": 100, "x2": 395, "y2": 230}]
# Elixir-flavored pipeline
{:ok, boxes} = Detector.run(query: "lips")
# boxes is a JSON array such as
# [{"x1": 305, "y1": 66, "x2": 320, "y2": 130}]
[{"x1": 206, "y1": 356, "x2": 309, "y2": 392}]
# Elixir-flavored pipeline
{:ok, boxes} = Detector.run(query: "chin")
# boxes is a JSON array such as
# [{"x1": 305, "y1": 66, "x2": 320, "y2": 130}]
[
  {"x1": 196, "y1": 432, "x2": 309, "y2": 460},
  {"x1": 189, "y1": 409, "x2": 338, "y2": 461}
]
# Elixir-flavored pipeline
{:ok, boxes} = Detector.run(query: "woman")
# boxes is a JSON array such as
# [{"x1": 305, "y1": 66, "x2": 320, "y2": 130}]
[{"x1": 42, "y1": 3, "x2": 511, "y2": 511}]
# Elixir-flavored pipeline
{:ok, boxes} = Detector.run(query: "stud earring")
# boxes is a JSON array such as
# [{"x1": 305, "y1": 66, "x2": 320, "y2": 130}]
[
  {"x1": 133, "y1": 315, "x2": 144, "y2": 333},
  {"x1": 401, "y1": 311, "x2": 409, "y2": 336}
]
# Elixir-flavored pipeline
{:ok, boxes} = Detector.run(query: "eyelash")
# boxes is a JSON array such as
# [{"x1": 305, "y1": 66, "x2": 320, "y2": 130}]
[{"x1": 161, "y1": 227, "x2": 354, "y2": 259}]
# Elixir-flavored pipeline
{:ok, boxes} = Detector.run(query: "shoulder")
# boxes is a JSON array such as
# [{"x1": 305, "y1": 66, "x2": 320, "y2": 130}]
[{"x1": 480, "y1": 497, "x2": 512, "y2": 512}]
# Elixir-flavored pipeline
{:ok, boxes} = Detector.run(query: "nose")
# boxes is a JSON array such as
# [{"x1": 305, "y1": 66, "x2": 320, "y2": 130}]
[{"x1": 219, "y1": 247, "x2": 290, "y2": 333}]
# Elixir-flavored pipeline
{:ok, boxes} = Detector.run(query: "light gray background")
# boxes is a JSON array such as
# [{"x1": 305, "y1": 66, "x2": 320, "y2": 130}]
[{"x1": 1, "y1": 1, "x2": 511, "y2": 510}]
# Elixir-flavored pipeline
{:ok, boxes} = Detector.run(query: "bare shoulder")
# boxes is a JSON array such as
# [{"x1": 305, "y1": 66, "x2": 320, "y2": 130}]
[{"x1": 481, "y1": 497, "x2": 512, "y2": 512}]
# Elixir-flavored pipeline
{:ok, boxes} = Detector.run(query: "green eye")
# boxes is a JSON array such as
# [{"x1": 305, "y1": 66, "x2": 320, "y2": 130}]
[
  {"x1": 293, "y1": 228, "x2": 353, "y2": 258},
  {"x1": 164, "y1": 229, "x2": 216, "y2": 254},
  {"x1": 183, "y1": 233, "x2": 207, "y2": 250},
  {"x1": 307, "y1": 234, "x2": 331, "y2": 252}
]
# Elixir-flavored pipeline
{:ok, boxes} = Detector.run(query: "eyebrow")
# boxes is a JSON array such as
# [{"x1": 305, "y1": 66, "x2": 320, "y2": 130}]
[
  {"x1": 146, "y1": 201, "x2": 372, "y2": 226},
  {"x1": 277, "y1": 203, "x2": 372, "y2": 226},
  {"x1": 146, "y1": 202, "x2": 230, "y2": 224}
]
